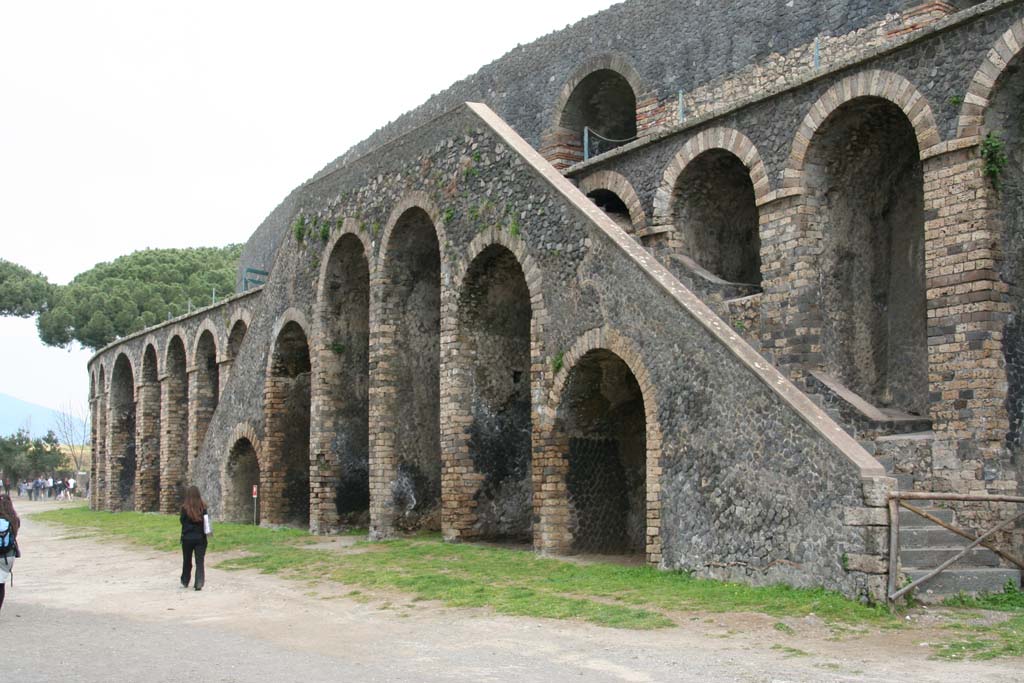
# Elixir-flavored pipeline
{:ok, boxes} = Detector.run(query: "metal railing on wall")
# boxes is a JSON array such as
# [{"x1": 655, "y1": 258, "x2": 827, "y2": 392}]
[
  {"x1": 583, "y1": 126, "x2": 638, "y2": 161},
  {"x1": 243, "y1": 267, "x2": 268, "y2": 291}
]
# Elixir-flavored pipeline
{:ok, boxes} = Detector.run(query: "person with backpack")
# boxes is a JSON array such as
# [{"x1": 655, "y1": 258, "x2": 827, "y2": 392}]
[
  {"x1": 179, "y1": 486, "x2": 209, "y2": 591},
  {"x1": 0, "y1": 494, "x2": 20, "y2": 615}
]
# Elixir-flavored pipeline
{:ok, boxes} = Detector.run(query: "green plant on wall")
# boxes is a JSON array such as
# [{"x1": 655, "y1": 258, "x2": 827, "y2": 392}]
[
  {"x1": 551, "y1": 351, "x2": 564, "y2": 374},
  {"x1": 948, "y1": 95, "x2": 963, "y2": 108},
  {"x1": 330, "y1": 341, "x2": 346, "y2": 355},
  {"x1": 292, "y1": 214, "x2": 308, "y2": 243},
  {"x1": 981, "y1": 131, "x2": 1008, "y2": 192}
]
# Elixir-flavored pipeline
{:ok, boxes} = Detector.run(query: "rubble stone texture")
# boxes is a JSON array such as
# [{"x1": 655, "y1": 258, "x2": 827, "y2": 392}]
[{"x1": 86, "y1": 0, "x2": 1024, "y2": 601}]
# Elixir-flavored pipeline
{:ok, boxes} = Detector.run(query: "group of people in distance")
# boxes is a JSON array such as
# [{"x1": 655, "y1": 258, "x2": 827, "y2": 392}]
[
  {"x1": 7, "y1": 475, "x2": 77, "y2": 501},
  {"x1": 0, "y1": 484, "x2": 211, "y2": 616}
]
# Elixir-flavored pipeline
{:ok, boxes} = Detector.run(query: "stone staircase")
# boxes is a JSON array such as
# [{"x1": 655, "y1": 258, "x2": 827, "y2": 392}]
[
  {"x1": 896, "y1": 506, "x2": 1021, "y2": 601},
  {"x1": 802, "y1": 371, "x2": 1022, "y2": 600}
]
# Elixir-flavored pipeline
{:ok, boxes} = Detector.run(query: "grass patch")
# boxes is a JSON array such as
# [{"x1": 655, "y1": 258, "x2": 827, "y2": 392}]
[
  {"x1": 935, "y1": 582, "x2": 1024, "y2": 660},
  {"x1": 771, "y1": 644, "x2": 811, "y2": 657},
  {"x1": 37, "y1": 508, "x2": 894, "y2": 631}
]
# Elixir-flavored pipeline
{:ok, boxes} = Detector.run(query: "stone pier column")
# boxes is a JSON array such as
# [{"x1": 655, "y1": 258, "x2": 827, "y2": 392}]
[
  {"x1": 260, "y1": 374, "x2": 291, "y2": 525},
  {"x1": 754, "y1": 189, "x2": 821, "y2": 374},
  {"x1": 921, "y1": 142, "x2": 1014, "y2": 494},
  {"x1": 134, "y1": 379, "x2": 161, "y2": 512},
  {"x1": 532, "y1": 426, "x2": 572, "y2": 555},
  {"x1": 105, "y1": 396, "x2": 134, "y2": 512},
  {"x1": 159, "y1": 371, "x2": 188, "y2": 513},
  {"x1": 367, "y1": 273, "x2": 398, "y2": 539}
]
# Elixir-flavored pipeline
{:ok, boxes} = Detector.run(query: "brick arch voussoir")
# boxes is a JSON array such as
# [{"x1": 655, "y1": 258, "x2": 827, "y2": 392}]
[
  {"x1": 786, "y1": 70, "x2": 942, "y2": 185},
  {"x1": 223, "y1": 421, "x2": 263, "y2": 476},
  {"x1": 578, "y1": 170, "x2": 648, "y2": 233},
  {"x1": 139, "y1": 334, "x2": 162, "y2": 383},
  {"x1": 652, "y1": 126, "x2": 771, "y2": 224},
  {"x1": 545, "y1": 326, "x2": 662, "y2": 443},
  {"x1": 314, "y1": 218, "x2": 373, "y2": 345},
  {"x1": 550, "y1": 53, "x2": 648, "y2": 130},
  {"x1": 957, "y1": 19, "x2": 1024, "y2": 139},
  {"x1": 162, "y1": 325, "x2": 191, "y2": 377},
  {"x1": 265, "y1": 307, "x2": 312, "y2": 377},
  {"x1": 449, "y1": 230, "x2": 550, "y2": 376},
  {"x1": 376, "y1": 191, "x2": 448, "y2": 283},
  {"x1": 190, "y1": 317, "x2": 223, "y2": 368}
]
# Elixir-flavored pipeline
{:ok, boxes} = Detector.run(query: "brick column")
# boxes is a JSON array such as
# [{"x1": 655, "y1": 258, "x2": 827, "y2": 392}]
[
  {"x1": 438, "y1": 281, "x2": 476, "y2": 540},
  {"x1": 539, "y1": 126, "x2": 583, "y2": 170},
  {"x1": 532, "y1": 426, "x2": 573, "y2": 554},
  {"x1": 89, "y1": 396, "x2": 102, "y2": 509},
  {"x1": 134, "y1": 379, "x2": 161, "y2": 512},
  {"x1": 105, "y1": 396, "x2": 134, "y2": 512},
  {"x1": 922, "y1": 143, "x2": 1014, "y2": 494},
  {"x1": 187, "y1": 366, "x2": 217, "y2": 476},
  {"x1": 368, "y1": 273, "x2": 398, "y2": 539},
  {"x1": 217, "y1": 358, "x2": 232, "y2": 401},
  {"x1": 261, "y1": 375, "x2": 291, "y2": 525},
  {"x1": 309, "y1": 305, "x2": 340, "y2": 534},
  {"x1": 755, "y1": 191, "x2": 820, "y2": 373},
  {"x1": 159, "y1": 371, "x2": 188, "y2": 513}
]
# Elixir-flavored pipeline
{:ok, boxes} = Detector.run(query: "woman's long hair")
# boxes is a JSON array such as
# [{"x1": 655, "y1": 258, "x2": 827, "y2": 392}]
[
  {"x1": 0, "y1": 494, "x2": 20, "y2": 534},
  {"x1": 182, "y1": 486, "x2": 206, "y2": 523}
]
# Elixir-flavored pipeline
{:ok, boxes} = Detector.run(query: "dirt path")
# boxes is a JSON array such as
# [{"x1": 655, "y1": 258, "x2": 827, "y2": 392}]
[{"x1": 4, "y1": 500, "x2": 1020, "y2": 682}]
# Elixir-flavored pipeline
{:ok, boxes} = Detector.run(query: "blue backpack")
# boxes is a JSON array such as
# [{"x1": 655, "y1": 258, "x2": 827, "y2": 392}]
[{"x1": 0, "y1": 518, "x2": 12, "y2": 554}]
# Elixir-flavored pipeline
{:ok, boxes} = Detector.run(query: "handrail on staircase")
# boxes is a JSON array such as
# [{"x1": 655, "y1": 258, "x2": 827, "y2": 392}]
[{"x1": 886, "y1": 492, "x2": 1024, "y2": 605}]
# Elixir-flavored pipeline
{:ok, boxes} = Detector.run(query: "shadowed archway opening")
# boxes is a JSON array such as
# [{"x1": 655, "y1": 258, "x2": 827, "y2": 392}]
[
  {"x1": 381, "y1": 207, "x2": 441, "y2": 531},
  {"x1": 560, "y1": 69, "x2": 637, "y2": 159},
  {"x1": 224, "y1": 437, "x2": 260, "y2": 524},
  {"x1": 804, "y1": 96, "x2": 927, "y2": 415},
  {"x1": 161, "y1": 336, "x2": 189, "y2": 513},
  {"x1": 319, "y1": 234, "x2": 370, "y2": 527},
  {"x1": 986, "y1": 55, "x2": 1024, "y2": 449},
  {"x1": 228, "y1": 319, "x2": 248, "y2": 359},
  {"x1": 193, "y1": 330, "x2": 219, "y2": 460},
  {"x1": 672, "y1": 149, "x2": 761, "y2": 286},
  {"x1": 586, "y1": 189, "x2": 633, "y2": 233},
  {"x1": 456, "y1": 244, "x2": 533, "y2": 542},
  {"x1": 136, "y1": 344, "x2": 161, "y2": 512},
  {"x1": 557, "y1": 349, "x2": 646, "y2": 556},
  {"x1": 264, "y1": 321, "x2": 311, "y2": 527},
  {"x1": 109, "y1": 353, "x2": 136, "y2": 511}
]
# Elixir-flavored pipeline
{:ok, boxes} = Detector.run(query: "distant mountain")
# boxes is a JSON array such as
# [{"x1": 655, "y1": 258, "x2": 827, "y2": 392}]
[{"x1": 0, "y1": 393, "x2": 87, "y2": 440}]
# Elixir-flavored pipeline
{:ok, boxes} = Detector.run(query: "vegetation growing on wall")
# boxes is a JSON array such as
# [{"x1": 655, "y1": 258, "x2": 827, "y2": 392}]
[{"x1": 0, "y1": 246, "x2": 241, "y2": 350}]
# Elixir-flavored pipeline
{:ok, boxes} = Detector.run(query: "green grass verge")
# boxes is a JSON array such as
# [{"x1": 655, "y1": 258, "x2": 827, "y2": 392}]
[
  {"x1": 935, "y1": 582, "x2": 1024, "y2": 660},
  {"x1": 35, "y1": 507, "x2": 893, "y2": 631}
]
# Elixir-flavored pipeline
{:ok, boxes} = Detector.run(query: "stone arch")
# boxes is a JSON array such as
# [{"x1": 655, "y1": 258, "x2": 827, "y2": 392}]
[
  {"x1": 190, "y1": 327, "x2": 220, "y2": 467},
  {"x1": 160, "y1": 334, "x2": 190, "y2": 513},
  {"x1": 538, "y1": 326, "x2": 663, "y2": 560},
  {"x1": 227, "y1": 310, "x2": 251, "y2": 360},
  {"x1": 956, "y1": 19, "x2": 1024, "y2": 139},
  {"x1": 547, "y1": 54, "x2": 645, "y2": 164},
  {"x1": 191, "y1": 318, "x2": 224, "y2": 364},
  {"x1": 370, "y1": 197, "x2": 444, "y2": 536},
  {"x1": 108, "y1": 353, "x2": 137, "y2": 512},
  {"x1": 975, "y1": 37, "x2": 1024, "y2": 448},
  {"x1": 263, "y1": 313, "x2": 312, "y2": 527},
  {"x1": 786, "y1": 70, "x2": 941, "y2": 182},
  {"x1": 577, "y1": 170, "x2": 647, "y2": 234},
  {"x1": 653, "y1": 127, "x2": 768, "y2": 286},
  {"x1": 376, "y1": 192, "x2": 447, "y2": 273},
  {"x1": 310, "y1": 225, "x2": 371, "y2": 532},
  {"x1": 442, "y1": 230, "x2": 544, "y2": 542},
  {"x1": 221, "y1": 422, "x2": 262, "y2": 524},
  {"x1": 135, "y1": 343, "x2": 162, "y2": 512},
  {"x1": 800, "y1": 87, "x2": 928, "y2": 416}
]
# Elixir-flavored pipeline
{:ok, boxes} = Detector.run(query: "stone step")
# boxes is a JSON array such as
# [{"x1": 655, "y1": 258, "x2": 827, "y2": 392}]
[
  {"x1": 905, "y1": 568, "x2": 1021, "y2": 602},
  {"x1": 898, "y1": 507, "x2": 956, "y2": 527},
  {"x1": 901, "y1": 526, "x2": 973, "y2": 549},
  {"x1": 900, "y1": 546, "x2": 1001, "y2": 568}
]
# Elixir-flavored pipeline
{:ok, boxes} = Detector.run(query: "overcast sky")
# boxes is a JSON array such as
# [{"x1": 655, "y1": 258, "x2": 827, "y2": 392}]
[{"x1": 0, "y1": 0, "x2": 618, "y2": 414}]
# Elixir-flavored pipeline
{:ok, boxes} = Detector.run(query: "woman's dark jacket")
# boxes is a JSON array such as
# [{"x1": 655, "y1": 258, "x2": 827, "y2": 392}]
[{"x1": 180, "y1": 509, "x2": 207, "y2": 544}]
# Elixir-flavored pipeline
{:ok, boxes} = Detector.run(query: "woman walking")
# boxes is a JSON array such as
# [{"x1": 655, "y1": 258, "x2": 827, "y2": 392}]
[
  {"x1": 179, "y1": 486, "x2": 208, "y2": 591},
  {"x1": 0, "y1": 494, "x2": 21, "y2": 614}
]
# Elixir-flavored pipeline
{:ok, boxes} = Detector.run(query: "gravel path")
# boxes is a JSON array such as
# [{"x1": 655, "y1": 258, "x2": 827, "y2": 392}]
[{"x1": 4, "y1": 499, "x2": 1020, "y2": 682}]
